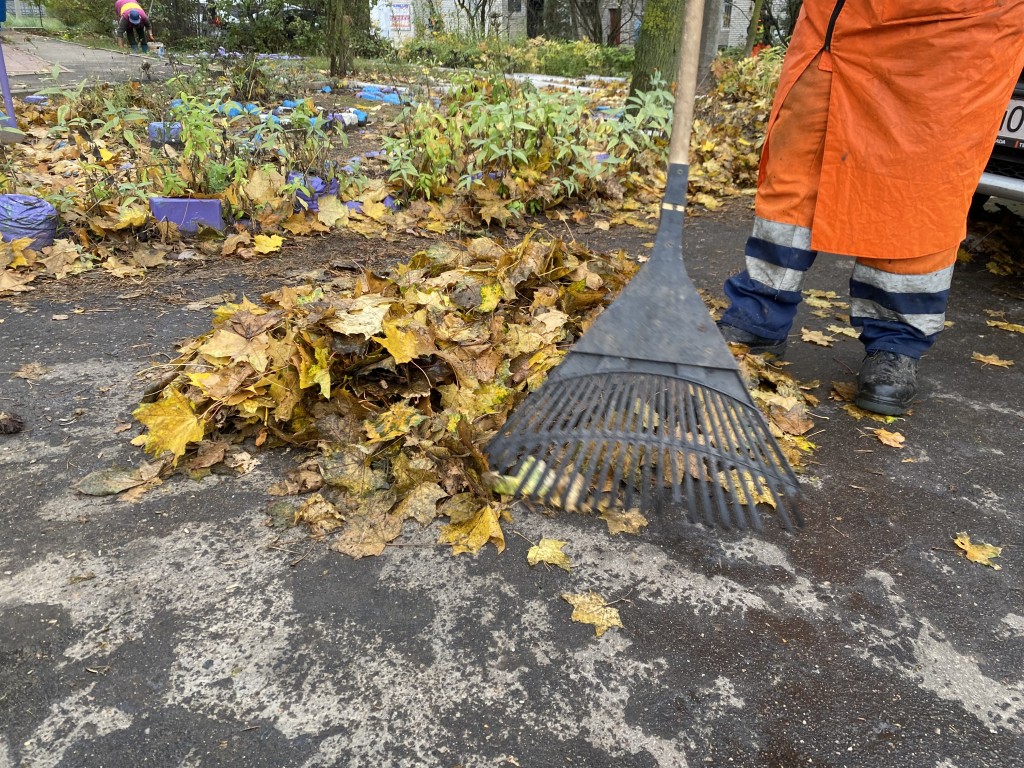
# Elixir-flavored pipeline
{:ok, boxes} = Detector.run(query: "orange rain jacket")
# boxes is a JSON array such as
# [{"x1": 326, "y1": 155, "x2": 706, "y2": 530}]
[{"x1": 759, "y1": 1, "x2": 1024, "y2": 260}]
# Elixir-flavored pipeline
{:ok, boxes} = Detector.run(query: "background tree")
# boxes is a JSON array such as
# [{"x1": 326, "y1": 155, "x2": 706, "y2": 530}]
[
  {"x1": 628, "y1": 0, "x2": 685, "y2": 100},
  {"x1": 568, "y1": 0, "x2": 603, "y2": 43},
  {"x1": 744, "y1": 0, "x2": 764, "y2": 54},
  {"x1": 326, "y1": 0, "x2": 351, "y2": 75},
  {"x1": 762, "y1": 0, "x2": 802, "y2": 44}
]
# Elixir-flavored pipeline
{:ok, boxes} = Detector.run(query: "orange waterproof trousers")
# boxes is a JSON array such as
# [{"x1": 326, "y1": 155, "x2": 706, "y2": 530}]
[{"x1": 721, "y1": 54, "x2": 958, "y2": 358}]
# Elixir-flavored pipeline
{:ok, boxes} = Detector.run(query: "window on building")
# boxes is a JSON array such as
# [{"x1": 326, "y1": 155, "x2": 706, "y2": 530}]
[
  {"x1": 723, "y1": 0, "x2": 733, "y2": 29},
  {"x1": 509, "y1": 0, "x2": 522, "y2": 12}
]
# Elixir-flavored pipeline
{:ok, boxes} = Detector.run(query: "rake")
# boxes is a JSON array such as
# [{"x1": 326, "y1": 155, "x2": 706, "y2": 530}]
[{"x1": 486, "y1": 0, "x2": 801, "y2": 533}]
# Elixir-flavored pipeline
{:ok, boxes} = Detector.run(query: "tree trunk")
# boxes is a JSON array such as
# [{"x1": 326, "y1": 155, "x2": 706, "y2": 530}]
[
  {"x1": 327, "y1": 0, "x2": 351, "y2": 77},
  {"x1": 628, "y1": 0, "x2": 687, "y2": 100},
  {"x1": 570, "y1": 0, "x2": 603, "y2": 43},
  {"x1": 698, "y1": 0, "x2": 722, "y2": 86},
  {"x1": 745, "y1": 0, "x2": 765, "y2": 54}
]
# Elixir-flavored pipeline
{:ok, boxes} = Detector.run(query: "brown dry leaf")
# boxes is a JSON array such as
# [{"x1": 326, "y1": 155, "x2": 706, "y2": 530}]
[
  {"x1": 972, "y1": 352, "x2": 1014, "y2": 368},
  {"x1": 0, "y1": 270, "x2": 36, "y2": 293},
  {"x1": 224, "y1": 449, "x2": 260, "y2": 475},
  {"x1": 527, "y1": 538, "x2": 572, "y2": 571},
  {"x1": 186, "y1": 439, "x2": 229, "y2": 471},
  {"x1": 438, "y1": 503, "x2": 506, "y2": 555},
  {"x1": 268, "y1": 460, "x2": 324, "y2": 496},
  {"x1": 12, "y1": 362, "x2": 47, "y2": 381},
  {"x1": 393, "y1": 482, "x2": 448, "y2": 525},
  {"x1": 331, "y1": 489, "x2": 401, "y2": 558},
  {"x1": 953, "y1": 532, "x2": 1003, "y2": 570},
  {"x1": 873, "y1": 428, "x2": 906, "y2": 448},
  {"x1": 800, "y1": 328, "x2": 834, "y2": 347},
  {"x1": 245, "y1": 167, "x2": 286, "y2": 206},
  {"x1": 222, "y1": 232, "x2": 252, "y2": 256},
  {"x1": 831, "y1": 381, "x2": 857, "y2": 402},
  {"x1": 599, "y1": 507, "x2": 649, "y2": 535},
  {"x1": 769, "y1": 403, "x2": 814, "y2": 436},
  {"x1": 293, "y1": 493, "x2": 344, "y2": 538},
  {"x1": 561, "y1": 592, "x2": 623, "y2": 638}
]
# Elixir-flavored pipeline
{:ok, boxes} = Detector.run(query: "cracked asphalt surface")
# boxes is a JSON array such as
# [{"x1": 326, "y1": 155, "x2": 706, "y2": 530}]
[{"x1": 1, "y1": 202, "x2": 1022, "y2": 767}]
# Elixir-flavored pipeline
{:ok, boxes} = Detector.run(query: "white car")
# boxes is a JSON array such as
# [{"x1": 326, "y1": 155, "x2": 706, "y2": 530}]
[{"x1": 977, "y1": 74, "x2": 1024, "y2": 204}]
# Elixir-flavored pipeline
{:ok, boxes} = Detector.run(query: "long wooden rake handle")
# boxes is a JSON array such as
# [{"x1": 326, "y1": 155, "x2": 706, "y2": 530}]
[{"x1": 668, "y1": 0, "x2": 707, "y2": 168}]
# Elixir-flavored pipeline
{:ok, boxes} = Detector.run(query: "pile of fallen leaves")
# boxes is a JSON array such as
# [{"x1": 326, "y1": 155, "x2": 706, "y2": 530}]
[
  {"x1": 688, "y1": 47, "x2": 784, "y2": 208},
  {"x1": 110, "y1": 235, "x2": 818, "y2": 557}
]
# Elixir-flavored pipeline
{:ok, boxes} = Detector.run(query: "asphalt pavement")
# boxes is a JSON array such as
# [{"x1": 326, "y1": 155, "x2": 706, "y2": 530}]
[
  {"x1": 1, "y1": 32, "x2": 178, "y2": 95},
  {"x1": 1, "y1": 201, "x2": 1022, "y2": 767}
]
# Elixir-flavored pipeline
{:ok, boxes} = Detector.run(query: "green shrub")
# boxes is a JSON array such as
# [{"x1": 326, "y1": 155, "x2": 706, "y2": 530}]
[{"x1": 44, "y1": 0, "x2": 112, "y2": 35}]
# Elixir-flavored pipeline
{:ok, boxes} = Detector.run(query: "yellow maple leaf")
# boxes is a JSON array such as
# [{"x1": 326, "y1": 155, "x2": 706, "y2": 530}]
[
  {"x1": 316, "y1": 195, "x2": 350, "y2": 228},
  {"x1": 363, "y1": 401, "x2": 425, "y2": 442},
  {"x1": 115, "y1": 206, "x2": 149, "y2": 230},
  {"x1": 527, "y1": 538, "x2": 572, "y2": 571},
  {"x1": 873, "y1": 428, "x2": 906, "y2": 448},
  {"x1": 972, "y1": 352, "x2": 1014, "y2": 368},
  {"x1": 478, "y1": 283, "x2": 503, "y2": 313},
  {"x1": 953, "y1": 532, "x2": 1002, "y2": 570},
  {"x1": 561, "y1": 592, "x2": 623, "y2": 637},
  {"x1": 800, "y1": 327, "x2": 835, "y2": 347},
  {"x1": 987, "y1": 320, "x2": 1024, "y2": 335},
  {"x1": 253, "y1": 234, "x2": 284, "y2": 254},
  {"x1": 826, "y1": 324, "x2": 859, "y2": 339},
  {"x1": 374, "y1": 320, "x2": 420, "y2": 364},
  {"x1": 5, "y1": 237, "x2": 36, "y2": 268},
  {"x1": 359, "y1": 199, "x2": 388, "y2": 221},
  {"x1": 438, "y1": 504, "x2": 505, "y2": 555},
  {"x1": 132, "y1": 389, "x2": 206, "y2": 461},
  {"x1": 297, "y1": 343, "x2": 332, "y2": 398}
]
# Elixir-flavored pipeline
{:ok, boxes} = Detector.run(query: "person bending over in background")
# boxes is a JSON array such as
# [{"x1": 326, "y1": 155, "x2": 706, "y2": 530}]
[
  {"x1": 116, "y1": 1, "x2": 154, "y2": 54},
  {"x1": 716, "y1": 2, "x2": 1024, "y2": 416}
]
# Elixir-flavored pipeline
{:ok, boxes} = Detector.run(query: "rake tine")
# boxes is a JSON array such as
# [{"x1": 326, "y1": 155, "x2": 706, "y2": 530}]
[
  {"x1": 666, "y1": 380, "x2": 685, "y2": 506},
  {"x1": 608, "y1": 379, "x2": 641, "y2": 508},
  {"x1": 708, "y1": 392, "x2": 758, "y2": 532},
  {"x1": 686, "y1": 388, "x2": 719, "y2": 528},
  {"x1": 594, "y1": 375, "x2": 639, "y2": 507},
  {"x1": 699, "y1": 390, "x2": 738, "y2": 531}
]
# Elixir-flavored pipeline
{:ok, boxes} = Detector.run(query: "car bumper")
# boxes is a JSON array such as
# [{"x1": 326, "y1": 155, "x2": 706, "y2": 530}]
[{"x1": 977, "y1": 170, "x2": 1024, "y2": 203}]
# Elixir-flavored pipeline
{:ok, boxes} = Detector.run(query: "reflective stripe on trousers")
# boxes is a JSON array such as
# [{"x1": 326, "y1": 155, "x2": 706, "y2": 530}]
[{"x1": 721, "y1": 217, "x2": 956, "y2": 358}]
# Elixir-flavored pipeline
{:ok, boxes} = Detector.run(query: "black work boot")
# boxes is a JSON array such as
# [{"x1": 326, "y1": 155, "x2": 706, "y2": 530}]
[
  {"x1": 717, "y1": 323, "x2": 787, "y2": 357},
  {"x1": 855, "y1": 351, "x2": 919, "y2": 416}
]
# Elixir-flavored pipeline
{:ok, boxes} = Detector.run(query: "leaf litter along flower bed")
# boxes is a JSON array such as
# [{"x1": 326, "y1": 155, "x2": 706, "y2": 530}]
[{"x1": 81, "y1": 232, "x2": 819, "y2": 559}]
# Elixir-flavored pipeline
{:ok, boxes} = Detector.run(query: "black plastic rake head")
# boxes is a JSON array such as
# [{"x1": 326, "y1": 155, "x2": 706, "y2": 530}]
[{"x1": 487, "y1": 366, "x2": 802, "y2": 533}]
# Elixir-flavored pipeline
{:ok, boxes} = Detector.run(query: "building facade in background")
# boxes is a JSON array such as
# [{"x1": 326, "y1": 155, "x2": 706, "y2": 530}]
[{"x1": 370, "y1": 0, "x2": 773, "y2": 47}]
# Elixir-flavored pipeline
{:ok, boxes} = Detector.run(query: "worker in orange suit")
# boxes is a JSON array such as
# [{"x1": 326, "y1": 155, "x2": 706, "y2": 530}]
[{"x1": 717, "y1": 2, "x2": 1024, "y2": 415}]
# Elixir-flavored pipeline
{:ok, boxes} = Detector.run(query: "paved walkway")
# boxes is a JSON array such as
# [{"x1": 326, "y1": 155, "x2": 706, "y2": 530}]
[{"x1": 1, "y1": 32, "x2": 176, "y2": 94}]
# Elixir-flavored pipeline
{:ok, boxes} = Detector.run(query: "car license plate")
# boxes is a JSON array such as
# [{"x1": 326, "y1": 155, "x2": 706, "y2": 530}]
[{"x1": 996, "y1": 96, "x2": 1024, "y2": 150}]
